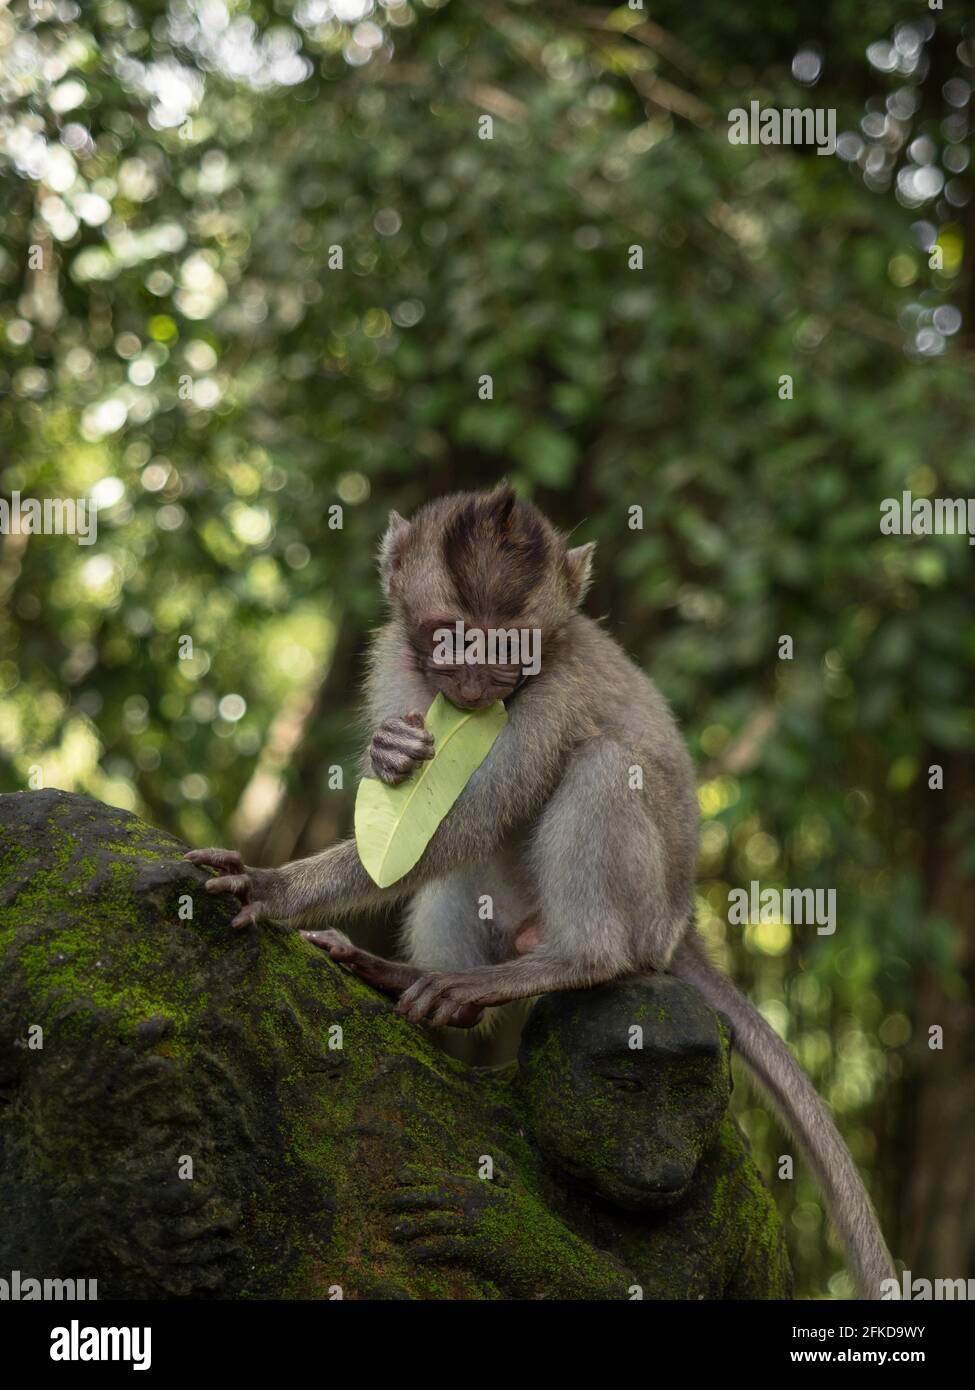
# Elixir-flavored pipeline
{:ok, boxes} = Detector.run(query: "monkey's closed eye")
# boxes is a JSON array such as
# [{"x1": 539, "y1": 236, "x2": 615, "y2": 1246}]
[
  {"x1": 674, "y1": 1063, "x2": 718, "y2": 1087},
  {"x1": 597, "y1": 1073, "x2": 642, "y2": 1093}
]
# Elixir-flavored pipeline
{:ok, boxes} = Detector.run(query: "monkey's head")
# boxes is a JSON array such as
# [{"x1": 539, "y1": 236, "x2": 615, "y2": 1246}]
[
  {"x1": 518, "y1": 976, "x2": 731, "y2": 1213},
  {"x1": 377, "y1": 485, "x2": 594, "y2": 710}
]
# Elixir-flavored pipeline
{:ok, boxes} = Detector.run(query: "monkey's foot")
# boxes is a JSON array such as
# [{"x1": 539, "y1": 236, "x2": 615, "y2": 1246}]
[
  {"x1": 384, "y1": 1166, "x2": 498, "y2": 1258},
  {"x1": 300, "y1": 931, "x2": 423, "y2": 998},
  {"x1": 303, "y1": 934, "x2": 483, "y2": 1026},
  {"x1": 396, "y1": 970, "x2": 515, "y2": 1028},
  {"x1": 440, "y1": 1002, "x2": 486, "y2": 1029}
]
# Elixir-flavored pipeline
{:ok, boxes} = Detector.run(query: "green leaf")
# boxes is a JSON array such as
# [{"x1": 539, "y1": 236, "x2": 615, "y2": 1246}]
[{"x1": 354, "y1": 694, "x2": 508, "y2": 888}]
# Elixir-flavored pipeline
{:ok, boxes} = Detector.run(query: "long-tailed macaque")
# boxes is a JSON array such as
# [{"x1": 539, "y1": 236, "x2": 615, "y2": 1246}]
[{"x1": 185, "y1": 485, "x2": 895, "y2": 1297}]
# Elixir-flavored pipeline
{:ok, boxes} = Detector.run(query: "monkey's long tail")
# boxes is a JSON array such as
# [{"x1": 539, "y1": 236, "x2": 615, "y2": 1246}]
[{"x1": 669, "y1": 935, "x2": 895, "y2": 1299}]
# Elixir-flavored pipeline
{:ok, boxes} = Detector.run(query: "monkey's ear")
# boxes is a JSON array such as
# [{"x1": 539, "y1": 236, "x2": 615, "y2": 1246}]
[
  {"x1": 564, "y1": 542, "x2": 596, "y2": 605},
  {"x1": 485, "y1": 482, "x2": 517, "y2": 530},
  {"x1": 378, "y1": 510, "x2": 411, "y2": 597}
]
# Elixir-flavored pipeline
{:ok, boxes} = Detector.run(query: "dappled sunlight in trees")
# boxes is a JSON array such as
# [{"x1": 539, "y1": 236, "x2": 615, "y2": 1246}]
[{"x1": 1, "y1": 0, "x2": 973, "y2": 1297}]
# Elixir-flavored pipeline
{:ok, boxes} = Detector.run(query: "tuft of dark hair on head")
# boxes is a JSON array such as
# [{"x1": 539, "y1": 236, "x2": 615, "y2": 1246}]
[
  {"x1": 484, "y1": 483, "x2": 517, "y2": 532},
  {"x1": 439, "y1": 485, "x2": 552, "y2": 621}
]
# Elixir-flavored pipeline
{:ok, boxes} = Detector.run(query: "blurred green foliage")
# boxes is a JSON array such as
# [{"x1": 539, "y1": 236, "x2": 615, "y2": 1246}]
[{"x1": 1, "y1": 0, "x2": 974, "y2": 1298}]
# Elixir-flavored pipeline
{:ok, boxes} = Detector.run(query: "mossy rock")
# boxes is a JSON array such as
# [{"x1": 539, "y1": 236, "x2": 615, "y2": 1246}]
[{"x1": 0, "y1": 789, "x2": 790, "y2": 1300}]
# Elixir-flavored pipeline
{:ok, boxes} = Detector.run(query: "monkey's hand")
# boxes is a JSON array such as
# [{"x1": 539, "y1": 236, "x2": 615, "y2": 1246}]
[
  {"x1": 183, "y1": 848, "x2": 290, "y2": 929},
  {"x1": 385, "y1": 1164, "x2": 632, "y2": 1299},
  {"x1": 369, "y1": 711, "x2": 434, "y2": 786}
]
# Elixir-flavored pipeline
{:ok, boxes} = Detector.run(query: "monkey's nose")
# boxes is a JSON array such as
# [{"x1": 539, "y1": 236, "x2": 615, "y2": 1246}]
[
  {"x1": 451, "y1": 675, "x2": 490, "y2": 708},
  {"x1": 644, "y1": 1162, "x2": 687, "y2": 1194},
  {"x1": 449, "y1": 693, "x2": 493, "y2": 711}
]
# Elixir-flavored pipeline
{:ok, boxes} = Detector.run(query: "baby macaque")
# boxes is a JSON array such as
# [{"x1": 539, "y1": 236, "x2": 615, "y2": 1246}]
[{"x1": 185, "y1": 484, "x2": 894, "y2": 1297}]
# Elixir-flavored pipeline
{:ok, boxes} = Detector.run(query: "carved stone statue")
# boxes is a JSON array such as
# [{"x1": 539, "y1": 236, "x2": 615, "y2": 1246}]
[{"x1": 0, "y1": 790, "x2": 790, "y2": 1299}]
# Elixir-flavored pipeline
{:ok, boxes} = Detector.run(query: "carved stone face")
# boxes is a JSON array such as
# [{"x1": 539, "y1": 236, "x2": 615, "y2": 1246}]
[
  {"x1": 0, "y1": 790, "x2": 340, "y2": 1298},
  {"x1": 1, "y1": 792, "x2": 744, "y2": 1300},
  {"x1": 518, "y1": 975, "x2": 732, "y2": 1212}
]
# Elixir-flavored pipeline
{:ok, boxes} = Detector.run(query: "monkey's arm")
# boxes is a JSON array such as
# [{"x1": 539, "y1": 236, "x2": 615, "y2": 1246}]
[
  {"x1": 182, "y1": 841, "x2": 385, "y2": 927},
  {"x1": 184, "y1": 691, "x2": 566, "y2": 928}
]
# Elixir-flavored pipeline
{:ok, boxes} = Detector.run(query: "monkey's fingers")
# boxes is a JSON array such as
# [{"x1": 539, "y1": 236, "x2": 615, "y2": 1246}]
[
  {"x1": 382, "y1": 716, "x2": 435, "y2": 752},
  {"x1": 381, "y1": 1178, "x2": 472, "y2": 1212},
  {"x1": 390, "y1": 1213, "x2": 467, "y2": 1244},
  {"x1": 399, "y1": 1234, "x2": 473, "y2": 1265},
  {"x1": 184, "y1": 848, "x2": 244, "y2": 873},
  {"x1": 300, "y1": 929, "x2": 354, "y2": 959},
  {"x1": 443, "y1": 1003, "x2": 485, "y2": 1028},
  {"x1": 430, "y1": 997, "x2": 466, "y2": 1027},
  {"x1": 402, "y1": 979, "x2": 480, "y2": 1026},
  {"x1": 370, "y1": 752, "x2": 419, "y2": 786},
  {"x1": 204, "y1": 874, "x2": 251, "y2": 900},
  {"x1": 401, "y1": 711, "x2": 435, "y2": 743},
  {"x1": 371, "y1": 726, "x2": 434, "y2": 772},
  {"x1": 396, "y1": 974, "x2": 442, "y2": 1022},
  {"x1": 229, "y1": 901, "x2": 267, "y2": 930},
  {"x1": 397, "y1": 973, "x2": 499, "y2": 1025}
]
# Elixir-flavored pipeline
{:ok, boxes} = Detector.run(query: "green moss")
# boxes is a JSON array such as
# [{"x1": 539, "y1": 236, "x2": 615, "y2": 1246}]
[
  {"x1": 1, "y1": 807, "x2": 204, "y2": 1038},
  {"x1": 1, "y1": 790, "x2": 791, "y2": 1301}
]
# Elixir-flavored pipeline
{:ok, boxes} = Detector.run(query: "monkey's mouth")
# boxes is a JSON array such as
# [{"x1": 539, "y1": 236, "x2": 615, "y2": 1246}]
[
  {"x1": 442, "y1": 693, "x2": 505, "y2": 711},
  {"x1": 438, "y1": 683, "x2": 520, "y2": 711},
  {"x1": 634, "y1": 1186, "x2": 689, "y2": 1210},
  {"x1": 612, "y1": 1175, "x2": 691, "y2": 1211},
  {"x1": 435, "y1": 670, "x2": 529, "y2": 710}
]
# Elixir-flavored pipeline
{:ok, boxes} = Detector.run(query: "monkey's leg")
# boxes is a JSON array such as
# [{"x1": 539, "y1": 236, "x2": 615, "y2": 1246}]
[
  {"x1": 400, "y1": 738, "x2": 681, "y2": 1026},
  {"x1": 300, "y1": 929, "x2": 422, "y2": 994},
  {"x1": 301, "y1": 928, "x2": 485, "y2": 1028},
  {"x1": 397, "y1": 876, "x2": 517, "y2": 1027},
  {"x1": 396, "y1": 954, "x2": 609, "y2": 1026},
  {"x1": 403, "y1": 874, "x2": 513, "y2": 971}
]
